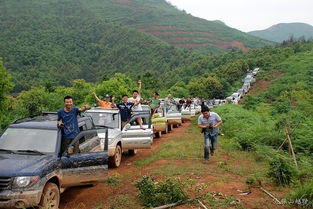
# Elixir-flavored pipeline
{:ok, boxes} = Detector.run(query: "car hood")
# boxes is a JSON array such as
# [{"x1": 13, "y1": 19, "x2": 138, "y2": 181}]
[
  {"x1": 0, "y1": 154, "x2": 56, "y2": 176},
  {"x1": 98, "y1": 128, "x2": 121, "y2": 139}
]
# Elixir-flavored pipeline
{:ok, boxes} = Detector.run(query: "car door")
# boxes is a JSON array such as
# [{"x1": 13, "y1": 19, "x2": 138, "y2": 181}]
[
  {"x1": 60, "y1": 129, "x2": 108, "y2": 187},
  {"x1": 121, "y1": 113, "x2": 153, "y2": 150}
]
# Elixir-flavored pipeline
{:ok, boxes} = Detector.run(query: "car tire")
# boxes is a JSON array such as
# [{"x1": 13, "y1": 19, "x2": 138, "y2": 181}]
[
  {"x1": 109, "y1": 145, "x2": 122, "y2": 168},
  {"x1": 168, "y1": 124, "x2": 173, "y2": 131},
  {"x1": 39, "y1": 182, "x2": 60, "y2": 209},
  {"x1": 155, "y1": 131, "x2": 162, "y2": 138},
  {"x1": 128, "y1": 149, "x2": 137, "y2": 155}
]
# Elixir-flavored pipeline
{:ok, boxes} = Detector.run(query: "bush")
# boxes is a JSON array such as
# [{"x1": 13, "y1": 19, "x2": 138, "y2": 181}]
[
  {"x1": 237, "y1": 137, "x2": 256, "y2": 151},
  {"x1": 135, "y1": 176, "x2": 188, "y2": 207},
  {"x1": 288, "y1": 180, "x2": 313, "y2": 208},
  {"x1": 267, "y1": 157, "x2": 296, "y2": 186}
]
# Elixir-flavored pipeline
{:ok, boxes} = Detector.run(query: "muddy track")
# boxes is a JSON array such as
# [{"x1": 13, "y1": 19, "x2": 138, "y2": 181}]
[
  {"x1": 59, "y1": 122, "x2": 191, "y2": 209},
  {"x1": 59, "y1": 119, "x2": 290, "y2": 209}
]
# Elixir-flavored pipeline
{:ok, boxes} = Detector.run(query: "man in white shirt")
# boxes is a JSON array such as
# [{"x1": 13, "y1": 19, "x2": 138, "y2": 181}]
[
  {"x1": 198, "y1": 106, "x2": 222, "y2": 161},
  {"x1": 128, "y1": 80, "x2": 145, "y2": 129}
]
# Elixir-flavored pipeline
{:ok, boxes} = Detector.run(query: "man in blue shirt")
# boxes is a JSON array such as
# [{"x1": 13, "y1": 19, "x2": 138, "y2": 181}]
[
  {"x1": 116, "y1": 94, "x2": 139, "y2": 129},
  {"x1": 57, "y1": 96, "x2": 90, "y2": 153}
]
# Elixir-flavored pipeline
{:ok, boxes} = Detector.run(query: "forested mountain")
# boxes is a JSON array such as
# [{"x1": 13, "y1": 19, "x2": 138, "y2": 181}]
[
  {"x1": 249, "y1": 23, "x2": 313, "y2": 43},
  {"x1": 81, "y1": 0, "x2": 271, "y2": 53},
  {"x1": 0, "y1": 0, "x2": 271, "y2": 91}
]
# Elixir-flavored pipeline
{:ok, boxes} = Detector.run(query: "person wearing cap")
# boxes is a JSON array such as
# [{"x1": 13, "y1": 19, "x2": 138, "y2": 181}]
[{"x1": 92, "y1": 92, "x2": 115, "y2": 109}]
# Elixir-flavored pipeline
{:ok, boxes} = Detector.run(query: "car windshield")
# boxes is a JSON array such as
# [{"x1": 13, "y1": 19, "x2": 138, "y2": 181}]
[
  {"x1": 87, "y1": 112, "x2": 119, "y2": 129},
  {"x1": 0, "y1": 128, "x2": 58, "y2": 154}
]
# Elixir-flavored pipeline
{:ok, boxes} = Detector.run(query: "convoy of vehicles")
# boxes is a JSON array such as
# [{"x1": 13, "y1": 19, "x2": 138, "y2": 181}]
[
  {"x1": 227, "y1": 68, "x2": 260, "y2": 104},
  {"x1": 85, "y1": 108, "x2": 153, "y2": 168},
  {"x1": 0, "y1": 68, "x2": 260, "y2": 208}
]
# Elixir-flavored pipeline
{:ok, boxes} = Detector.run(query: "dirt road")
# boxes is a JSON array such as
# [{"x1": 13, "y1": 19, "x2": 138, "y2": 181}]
[
  {"x1": 59, "y1": 122, "x2": 191, "y2": 209},
  {"x1": 60, "y1": 120, "x2": 290, "y2": 209}
]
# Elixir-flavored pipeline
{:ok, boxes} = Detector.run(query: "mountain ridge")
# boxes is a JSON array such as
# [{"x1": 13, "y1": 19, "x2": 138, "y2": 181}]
[{"x1": 249, "y1": 22, "x2": 313, "y2": 42}]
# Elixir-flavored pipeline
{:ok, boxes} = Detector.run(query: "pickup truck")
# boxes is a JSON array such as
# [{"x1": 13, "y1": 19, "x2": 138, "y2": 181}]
[
  {"x1": 140, "y1": 105, "x2": 168, "y2": 138},
  {"x1": 0, "y1": 114, "x2": 108, "y2": 209},
  {"x1": 85, "y1": 108, "x2": 153, "y2": 168},
  {"x1": 165, "y1": 105, "x2": 182, "y2": 129}
]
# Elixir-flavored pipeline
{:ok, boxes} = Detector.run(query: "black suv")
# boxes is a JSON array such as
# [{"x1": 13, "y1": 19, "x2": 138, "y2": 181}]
[{"x1": 0, "y1": 113, "x2": 108, "y2": 209}]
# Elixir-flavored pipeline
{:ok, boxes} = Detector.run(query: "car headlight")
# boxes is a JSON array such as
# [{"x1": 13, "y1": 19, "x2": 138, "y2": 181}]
[{"x1": 13, "y1": 176, "x2": 40, "y2": 188}]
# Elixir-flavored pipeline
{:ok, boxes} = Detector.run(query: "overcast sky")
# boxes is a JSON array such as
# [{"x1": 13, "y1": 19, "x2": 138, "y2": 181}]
[{"x1": 166, "y1": 0, "x2": 313, "y2": 32}]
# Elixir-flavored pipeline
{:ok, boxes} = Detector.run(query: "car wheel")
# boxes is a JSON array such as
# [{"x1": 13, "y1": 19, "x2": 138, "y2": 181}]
[
  {"x1": 109, "y1": 145, "x2": 122, "y2": 168},
  {"x1": 168, "y1": 124, "x2": 173, "y2": 131},
  {"x1": 128, "y1": 149, "x2": 137, "y2": 155},
  {"x1": 39, "y1": 182, "x2": 60, "y2": 209},
  {"x1": 155, "y1": 131, "x2": 162, "y2": 138}
]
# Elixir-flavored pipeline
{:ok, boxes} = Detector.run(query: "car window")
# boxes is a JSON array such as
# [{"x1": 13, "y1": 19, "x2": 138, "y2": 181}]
[
  {"x1": 0, "y1": 128, "x2": 57, "y2": 153},
  {"x1": 76, "y1": 132, "x2": 103, "y2": 154},
  {"x1": 86, "y1": 112, "x2": 119, "y2": 129},
  {"x1": 85, "y1": 119, "x2": 93, "y2": 130}
]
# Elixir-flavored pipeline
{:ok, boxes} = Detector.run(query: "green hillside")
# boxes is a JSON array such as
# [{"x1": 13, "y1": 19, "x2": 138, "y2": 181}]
[
  {"x1": 83, "y1": 0, "x2": 272, "y2": 53},
  {"x1": 0, "y1": 0, "x2": 202, "y2": 91},
  {"x1": 0, "y1": 0, "x2": 273, "y2": 91},
  {"x1": 249, "y1": 22, "x2": 313, "y2": 43}
]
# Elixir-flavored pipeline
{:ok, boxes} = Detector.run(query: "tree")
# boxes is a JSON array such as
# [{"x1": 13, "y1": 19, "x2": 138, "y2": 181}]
[
  {"x1": 187, "y1": 76, "x2": 223, "y2": 99},
  {"x1": 168, "y1": 81, "x2": 189, "y2": 98},
  {"x1": 0, "y1": 58, "x2": 14, "y2": 111}
]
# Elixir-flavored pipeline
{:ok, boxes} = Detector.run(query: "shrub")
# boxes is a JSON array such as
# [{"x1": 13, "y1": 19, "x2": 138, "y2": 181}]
[
  {"x1": 105, "y1": 173, "x2": 121, "y2": 186},
  {"x1": 236, "y1": 137, "x2": 256, "y2": 151},
  {"x1": 135, "y1": 176, "x2": 188, "y2": 207},
  {"x1": 288, "y1": 180, "x2": 313, "y2": 208},
  {"x1": 267, "y1": 157, "x2": 296, "y2": 186}
]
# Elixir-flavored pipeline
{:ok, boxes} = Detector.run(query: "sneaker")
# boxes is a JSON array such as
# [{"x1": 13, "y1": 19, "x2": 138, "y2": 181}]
[
  {"x1": 211, "y1": 150, "x2": 214, "y2": 156},
  {"x1": 203, "y1": 159, "x2": 209, "y2": 164}
]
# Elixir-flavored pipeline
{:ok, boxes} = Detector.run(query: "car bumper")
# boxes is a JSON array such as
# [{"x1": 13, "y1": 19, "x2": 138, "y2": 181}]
[
  {"x1": 153, "y1": 123, "x2": 167, "y2": 132},
  {"x1": 0, "y1": 188, "x2": 42, "y2": 208},
  {"x1": 108, "y1": 145, "x2": 116, "y2": 157},
  {"x1": 167, "y1": 119, "x2": 182, "y2": 125}
]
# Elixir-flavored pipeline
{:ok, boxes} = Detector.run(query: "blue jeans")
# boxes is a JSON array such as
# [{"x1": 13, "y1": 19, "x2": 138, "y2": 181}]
[{"x1": 203, "y1": 132, "x2": 218, "y2": 159}]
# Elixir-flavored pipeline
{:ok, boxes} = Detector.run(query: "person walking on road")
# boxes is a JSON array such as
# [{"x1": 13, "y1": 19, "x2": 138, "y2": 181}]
[
  {"x1": 198, "y1": 106, "x2": 222, "y2": 161},
  {"x1": 57, "y1": 96, "x2": 90, "y2": 153}
]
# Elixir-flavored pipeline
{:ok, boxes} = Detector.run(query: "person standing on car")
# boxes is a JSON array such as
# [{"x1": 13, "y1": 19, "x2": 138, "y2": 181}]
[
  {"x1": 128, "y1": 80, "x2": 145, "y2": 129},
  {"x1": 164, "y1": 94, "x2": 175, "y2": 113},
  {"x1": 116, "y1": 94, "x2": 139, "y2": 129},
  {"x1": 198, "y1": 106, "x2": 222, "y2": 161},
  {"x1": 57, "y1": 96, "x2": 90, "y2": 153},
  {"x1": 149, "y1": 92, "x2": 160, "y2": 115},
  {"x1": 92, "y1": 92, "x2": 115, "y2": 109}
]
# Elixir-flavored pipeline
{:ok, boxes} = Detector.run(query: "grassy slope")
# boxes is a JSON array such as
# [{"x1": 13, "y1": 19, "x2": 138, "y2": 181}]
[{"x1": 103, "y1": 118, "x2": 289, "y2": 209}]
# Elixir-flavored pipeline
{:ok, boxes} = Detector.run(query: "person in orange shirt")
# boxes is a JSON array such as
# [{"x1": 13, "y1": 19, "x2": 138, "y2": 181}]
[{"x1": 92, "y1": 92, "x2": 115, "y2": 109}]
